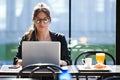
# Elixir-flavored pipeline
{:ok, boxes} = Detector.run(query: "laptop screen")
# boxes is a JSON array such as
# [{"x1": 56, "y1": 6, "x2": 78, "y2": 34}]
[{"x1": 22, "y1": 41, "x2": 61, "y2": 67}]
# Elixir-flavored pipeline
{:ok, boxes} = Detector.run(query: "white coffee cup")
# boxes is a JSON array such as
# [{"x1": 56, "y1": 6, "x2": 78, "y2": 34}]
[{"x1": 82, "y1": 58, "x2": 92, "y2": 68}]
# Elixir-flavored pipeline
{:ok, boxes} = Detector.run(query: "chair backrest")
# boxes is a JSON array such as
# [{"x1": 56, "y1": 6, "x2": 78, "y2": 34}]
[
  {"x1": 74, "y1": 51, "x2": 116, "y2": 65},
  {"x1": 17, "y1": 63, "x2": 63, "y2": 80}
]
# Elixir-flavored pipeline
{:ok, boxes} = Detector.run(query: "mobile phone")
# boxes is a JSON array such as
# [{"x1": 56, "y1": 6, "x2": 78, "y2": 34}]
[{"x1": 8, "y1": 65, "x2": 20, "y2": 69}]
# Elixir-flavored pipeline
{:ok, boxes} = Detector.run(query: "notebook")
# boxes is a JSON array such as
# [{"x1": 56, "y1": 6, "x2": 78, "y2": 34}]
[
  {"x1": 0, "y1": 65, "x2": 22, "y2": 72},
  {"x1": 22, "y1": 41, "x2": 61, "y2": 67}
]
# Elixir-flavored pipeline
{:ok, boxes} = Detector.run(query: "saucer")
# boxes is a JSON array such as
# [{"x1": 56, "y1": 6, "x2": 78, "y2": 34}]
[{"x1": 83, "y1": 65, "x2": 92, "y2": 69}]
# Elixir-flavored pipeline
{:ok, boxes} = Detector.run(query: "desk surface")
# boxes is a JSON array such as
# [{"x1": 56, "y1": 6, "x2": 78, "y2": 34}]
[
  {"x1": 69, "y1": 65, "x2": 120, "y2": 76},
  {"x1": 0, "y1": 78, "x2": 37, "y2": 80},
  {"x1": 0, "y1": 65, "x2": 120, "y2": 76}
]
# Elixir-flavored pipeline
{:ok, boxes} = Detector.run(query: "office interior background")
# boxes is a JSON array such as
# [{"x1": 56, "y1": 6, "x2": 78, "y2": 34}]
[{"x1": 0, "y1": 0, "x2": 116, "y2": 65}]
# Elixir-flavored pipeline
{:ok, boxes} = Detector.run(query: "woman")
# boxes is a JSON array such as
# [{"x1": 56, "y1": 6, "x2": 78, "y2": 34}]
[{"x1": 13, "y1": 2, "x2": 72, "y2": 66}]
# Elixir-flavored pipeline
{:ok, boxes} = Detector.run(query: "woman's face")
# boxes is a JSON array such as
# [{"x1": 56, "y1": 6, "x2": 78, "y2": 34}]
[{"x1": 34, "y1": 11, "x2": 50, "y2": 32}]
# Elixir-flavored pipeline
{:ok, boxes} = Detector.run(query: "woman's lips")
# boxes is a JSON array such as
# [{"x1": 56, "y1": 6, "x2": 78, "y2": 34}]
[{"x1": 39, "y1": 25, "x2": 44, "y2": 28}]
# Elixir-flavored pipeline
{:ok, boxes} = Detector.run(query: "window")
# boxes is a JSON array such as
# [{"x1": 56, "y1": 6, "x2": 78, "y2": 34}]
[{"x1": 0, "y1": 0, "x2": 116, "y2": 65}]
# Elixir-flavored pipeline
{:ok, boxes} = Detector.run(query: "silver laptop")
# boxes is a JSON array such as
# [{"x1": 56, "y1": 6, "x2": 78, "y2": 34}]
[{"x1": 22, "y1": 41, "x2": 61, "y2": 67}]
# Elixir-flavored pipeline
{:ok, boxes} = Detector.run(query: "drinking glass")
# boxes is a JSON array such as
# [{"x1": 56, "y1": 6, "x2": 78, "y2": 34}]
[{"x1": 96, "y1": 53, "x2": 105, "y2": 65}]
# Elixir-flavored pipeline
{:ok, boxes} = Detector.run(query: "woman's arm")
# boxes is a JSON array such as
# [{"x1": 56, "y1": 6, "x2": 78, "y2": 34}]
[
  {"x1": 59, "y1": 35, "x2": 72, "y2": 65},
  {"x1": 13, "y1": 34, "x2": 28, "y2": 65},
  {"x1": 13, "y1": 41, "x2": 22, "y2": 65}
]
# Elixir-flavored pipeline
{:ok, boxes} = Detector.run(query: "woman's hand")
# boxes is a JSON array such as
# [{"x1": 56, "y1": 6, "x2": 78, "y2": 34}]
[
  {"x1": 60, "y1": 60, "x2": 67, "y2": 66},
  {"x1": 16, "y1": 59, "x2": 22, "y2": 67}
]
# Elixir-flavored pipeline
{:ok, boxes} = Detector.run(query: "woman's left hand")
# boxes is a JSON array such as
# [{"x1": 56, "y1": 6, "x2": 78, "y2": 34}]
[{"x1": 60, "y1": 60, "x2": 67, "y2": 66}]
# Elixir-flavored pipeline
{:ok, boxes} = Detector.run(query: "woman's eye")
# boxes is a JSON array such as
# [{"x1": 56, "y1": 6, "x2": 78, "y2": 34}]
[{"x1": 43, "y1": 19, "x2": 48, "y2": 21}]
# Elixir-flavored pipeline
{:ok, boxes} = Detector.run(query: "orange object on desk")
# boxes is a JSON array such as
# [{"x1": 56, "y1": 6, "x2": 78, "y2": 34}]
[{"x1": 94, "y1": 64, "x2": 108, "y2": 68}]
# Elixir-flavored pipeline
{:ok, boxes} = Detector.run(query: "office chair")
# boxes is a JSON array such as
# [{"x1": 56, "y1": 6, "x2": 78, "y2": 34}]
[
  {"x1": 17, "y1": 63, "x2": 63, "y2": 80},
  {"x1": 74, "y1": 51, "x2": 116, "y2": 80}
]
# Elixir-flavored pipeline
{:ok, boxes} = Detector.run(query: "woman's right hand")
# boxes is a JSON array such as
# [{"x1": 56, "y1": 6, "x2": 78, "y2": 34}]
[{"x1": 16, "y1": 59, "x2": 23, "y2": 67}]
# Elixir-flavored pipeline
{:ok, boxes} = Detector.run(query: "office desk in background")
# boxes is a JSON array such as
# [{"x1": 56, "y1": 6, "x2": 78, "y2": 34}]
[{"x1": 0, "y1": 65, "x2": 120, "y2": 77}]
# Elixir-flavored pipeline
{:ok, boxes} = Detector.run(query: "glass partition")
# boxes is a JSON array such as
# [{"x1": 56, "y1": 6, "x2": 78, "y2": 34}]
[
  {"x1": 71, "y1": 0, "x2": 116, "y2": 64},
  {"x1": 0, "y1": 0, "x2": 69, "y2": 65},
  {"x1": 0, "y1": 0, "x2": 116, "y2": 65}
]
